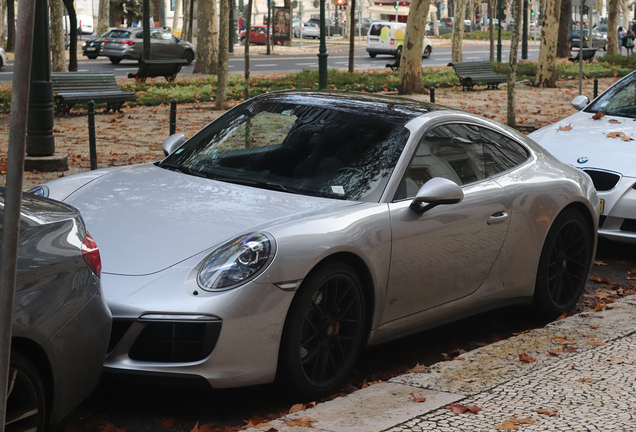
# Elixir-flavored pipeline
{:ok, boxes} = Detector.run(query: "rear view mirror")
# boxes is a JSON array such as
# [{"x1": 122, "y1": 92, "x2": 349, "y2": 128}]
[
  {"x1": 162, "y1": 133, "x2": 185, "y2": 156},
  {"x1": 409, "y1": 177, "x2": 463, "y2": 214},
  {"x1": 571, "y1": 95, "x2": 590, "y2": 111}
]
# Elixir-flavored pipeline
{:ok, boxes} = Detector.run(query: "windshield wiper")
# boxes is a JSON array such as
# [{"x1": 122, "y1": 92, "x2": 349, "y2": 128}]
[{"x1": 157, "y1": 161, "x2": 213, "y2": 179}]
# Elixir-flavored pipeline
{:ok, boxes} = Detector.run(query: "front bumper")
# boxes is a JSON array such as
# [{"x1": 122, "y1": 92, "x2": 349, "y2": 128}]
[
  {"x1": 596, "y1": 175, "x2": 636, "y2": 243},
  {"x1": 102, "y1": 268, "x2": 296, "y2": 389}
]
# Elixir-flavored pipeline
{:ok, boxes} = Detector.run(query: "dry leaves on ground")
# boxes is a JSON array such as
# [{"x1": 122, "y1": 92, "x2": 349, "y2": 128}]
[
  {"x1": 445, "y1": 403, "x2": 482, "y2": 414},
  {"x1": 408, "y1": 362, "x2": 430, "y2": 373},
  {"x1": 536, "y1": 408, "x2": 558, "y2": 416},
  {"x1": 594, "y1": 261, "x2": 608, "y2": 266},
  {"x1": 518, "y1": 353, "x2": 536, "y2": 363},
  {"x1": 495, "y1": 418, "x2": 537, "y2": 430},
  {"x1": 557, "y1": 124, "x2": 573, "y2": 131},
  {"x1": 587, "y1": 341, "x2": 605, "y2": 346},
  {"x1": 284, "y1": 416, "x2": 317, "y2": 427},
  {"x1": 578, "y1": 377, "x2": 594, "y2": 383},
  {"x1": 155, "y1": 418, "x2": 177, "y2": 428},
  {"x1": 607, "y1": 356, "x2": 634, "y2": 365},
  {"x1": 591, "y1": 111, "x2": 605, "y2": 120},
  {"x1": 410, "y1": 392, "x2": 427, "y2": 403}
]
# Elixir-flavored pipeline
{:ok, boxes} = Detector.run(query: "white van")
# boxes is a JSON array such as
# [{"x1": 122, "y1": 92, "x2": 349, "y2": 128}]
[{"x1": 366, "y1": 21, "x2": 433, "y2": 59}]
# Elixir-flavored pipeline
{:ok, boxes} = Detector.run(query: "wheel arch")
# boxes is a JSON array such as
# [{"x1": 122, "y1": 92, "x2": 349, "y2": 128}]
[
  {"x1": 11, "y1": 337, "x2": 54, "y2": 423},
  {"x1": 558, "y1": 201, "x2": 596, "y2": 246}
]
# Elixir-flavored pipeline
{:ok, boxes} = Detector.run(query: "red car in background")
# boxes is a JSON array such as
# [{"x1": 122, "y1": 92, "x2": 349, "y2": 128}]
[{"x1": 240, "y1": 25, "x2": 280, "y2": 45}]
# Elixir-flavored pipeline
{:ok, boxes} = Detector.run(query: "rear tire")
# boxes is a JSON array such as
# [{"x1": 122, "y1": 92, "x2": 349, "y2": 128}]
[
  {"x1": 109, "y1": 57, "x2": 121, "y2": 64},
  {"x1": 534, "y1": 209, "x2": 593, "y2": 319},
  {"x1": 423, "y1": 45, "x2": 432, "y2": 59},
  {"x1": 279, "y1": 261, "x2": 365, "y2": 399},
  {"x1": 87, "y1": 54, "x2": 98, "y2": 59},
  {"x1": 183, "y1": 50, "x2": 195, "y2": 65},
  {"x1": 369, "y1": 52, "x2": 377, "y2": 58},
  {"x1": 5, "y1": 351, "x2": 47, "y2": 432}
]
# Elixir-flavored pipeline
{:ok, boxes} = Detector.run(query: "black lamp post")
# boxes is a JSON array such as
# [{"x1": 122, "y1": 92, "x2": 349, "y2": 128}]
[
  {"x1": 496, "y1": 0, "x2": 502, "y2": 62},
  {"x1": 522, "y1": 0, "x2": 528, "y2": 59},
  {"x1": 318, "y1": 0, "x2": 328, "y2": 89}
]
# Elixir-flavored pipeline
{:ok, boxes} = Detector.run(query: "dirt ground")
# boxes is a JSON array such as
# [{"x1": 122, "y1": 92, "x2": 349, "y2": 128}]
[{"x1": 0, "y1": 75, "x2": 618, "y2": 191}]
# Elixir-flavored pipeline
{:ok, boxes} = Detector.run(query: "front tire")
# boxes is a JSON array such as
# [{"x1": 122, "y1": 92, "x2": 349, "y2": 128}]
[
  {"x1": 369, "y1": 52, "x2": 377, "y2": 58},
  {"x1": 183, "y1": 50, "x2": 195, "y2": 65},
  {"x1": 279, "y1": 261, "x2": 365, "y2": 399},
  {"x1": 534, "y1": 208, "x2": 592, "y2": 319},
  {"x1": 423, "y1": 45, "x2": 432, "y2": 59},
  {"x1": 5, "y1": 351, "x2": 47, "y2": 432},
  {"x1": 109, "y1": 57, "x2": 121, "y2": 64}
]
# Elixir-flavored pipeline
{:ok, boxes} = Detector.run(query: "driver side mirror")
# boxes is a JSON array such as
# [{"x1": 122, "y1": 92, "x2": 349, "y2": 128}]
[
  {"x1": 409, "y1": 177, "x2": 464, "y2": 214},
  {"x1": 571, "y1": 95, "x2": 590, "y2": 111},
  {"x1": 162, "y1": 133, "x2": 185, "y2": 156}
]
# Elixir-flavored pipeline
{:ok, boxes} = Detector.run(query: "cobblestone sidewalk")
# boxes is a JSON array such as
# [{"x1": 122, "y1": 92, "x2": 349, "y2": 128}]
[{"x1": 246, "y1": 297, "x2": 636, "y2": 432}]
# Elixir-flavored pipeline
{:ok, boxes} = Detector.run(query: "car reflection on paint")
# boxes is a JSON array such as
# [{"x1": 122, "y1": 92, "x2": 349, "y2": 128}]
[{"x1": 35, "y1": 91, "x2": 598, "y2": 399}]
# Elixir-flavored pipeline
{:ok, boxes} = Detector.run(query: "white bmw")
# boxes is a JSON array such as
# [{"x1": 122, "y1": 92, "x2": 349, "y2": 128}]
[{"x1": 530, "y1": 72, "x2": 636, "y2": 244}]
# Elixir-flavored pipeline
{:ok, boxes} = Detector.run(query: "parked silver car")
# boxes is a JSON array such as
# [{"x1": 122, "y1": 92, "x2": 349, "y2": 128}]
[
  {"x1": 101, "y1": 27, "x2": 195, "y2": 65},
  {"x1": 36, "y1": 92, "x2": 598, "y2": 398},
  {"x1": 3, "y1": 189, "x2": 111, "y2": 431}
]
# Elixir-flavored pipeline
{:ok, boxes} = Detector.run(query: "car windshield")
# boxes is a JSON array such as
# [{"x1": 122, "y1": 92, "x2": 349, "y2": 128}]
[
  {"x1": 586, "y1": 72, "x2": 636, "y2": 118},
  {"x1": 159, "y1": 98, "x2": 410, "y2": 202},
  {"x1": 106, "y1": 30, "x2": 131, "y2": 38}
]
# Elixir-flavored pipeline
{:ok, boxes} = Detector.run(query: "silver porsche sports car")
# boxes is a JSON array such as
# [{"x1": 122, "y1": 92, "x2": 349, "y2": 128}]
[{"x1": 33, "y1": 92, "x2": 599, "y2": 398}]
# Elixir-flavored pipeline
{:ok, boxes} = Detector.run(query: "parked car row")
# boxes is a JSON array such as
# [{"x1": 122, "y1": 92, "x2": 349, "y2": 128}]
[
  {"x1": 82, "y1": 27, "x2": 196, "y2": 65},
  {"x1": 16, "y1": 51, "x2": 636, "y2": 432}
]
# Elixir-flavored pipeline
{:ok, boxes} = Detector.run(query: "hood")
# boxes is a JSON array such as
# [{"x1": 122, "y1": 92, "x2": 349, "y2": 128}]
[
  {"x1": 63, "y1": 164, "x2": 354, "y2": 276},
  {"x1": 529, "y1": 111, "x2": 636, "y2": 177}
]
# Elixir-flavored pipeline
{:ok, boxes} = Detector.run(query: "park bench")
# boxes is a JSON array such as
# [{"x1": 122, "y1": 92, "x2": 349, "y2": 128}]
[
  {"x1": 51, "y1": 72, "x2": 136, "y2": 114},
  {"x1": 569, "y1": 48, "x2": 597, "y2": 63},
  {"x1": 386, "y1": 51, "x2": 401, "y2": 72},
  {"x1": 447, "y1": 61, "x2": 508, "y2": 91},
  {"x1": 128, "y1": 59, "x2": 187, "y2": 83}
]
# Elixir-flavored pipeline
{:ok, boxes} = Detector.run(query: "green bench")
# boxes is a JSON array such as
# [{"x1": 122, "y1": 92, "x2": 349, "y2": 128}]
[
  {"x1": 447, "y1": 61, "x2": 508, "y2": 91},
  {"x1": 51, "y1": 72, "x2": 136, "y2": 114}
]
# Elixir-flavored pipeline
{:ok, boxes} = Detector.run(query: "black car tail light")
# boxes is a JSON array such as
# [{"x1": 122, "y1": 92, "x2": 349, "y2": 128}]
[{"x1": 82, "y1": 232, "x2": 102, "y2": 278}]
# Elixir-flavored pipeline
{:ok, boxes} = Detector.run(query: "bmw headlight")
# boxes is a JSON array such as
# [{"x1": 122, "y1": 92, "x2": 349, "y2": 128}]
[{"x1": 197, "y1": 233, "x2": 273, "y2": 291}]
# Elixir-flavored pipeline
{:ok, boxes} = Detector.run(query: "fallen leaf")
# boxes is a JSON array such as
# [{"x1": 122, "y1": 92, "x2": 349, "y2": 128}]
[
  {"x1": 555, "y1": 312, "x2": 568, "y2": 321},
  {"x1": 446, "y1": 403, "x2": 482, "y2": 414},
  {"x1": 495, "y1": 418, "x2": 537, "y2": 430},
  {"x1": 409, "y1": 392, "x2": 427, "y2": 403},
  {"x1": 518, "y1": 353, "x2": 536, "y2": 363},
  {"x1": 594, "y1": 261, "x2": 608, "y2": 266},
  {"x1": 590, "y1": 276, "x2": 602, "y2": 282},
  {"x1": 608, "y1": 118, "x2": 621, "y2": 124},
  {"x1": 408, "y1": 363, "x2": 429, "y2": 373},
  {"x1": 601, "y1": 278, "x2": 611, "y2": 284},
  {"x1": 591, "y1": 111, "x2": 605, "y2": 120},
  {"x1": 587, "y1": 341, "x2": 605, "y2": 346},
  {"x1": 606, "y1": 131, "x2": 625, "y2": 138},
  {"x1": 289, "y1": 404, "x2": 305, "y2": 414},
  {"x1": 578, "y1": 377, "x2": 594, "y2": 382},
  {"x1": 557, "y1": 124, "x2": 573, "y2": 131},
  {"x1": 590, "y1": 325, "x2": 599, "y2": 329},
  {"x1": 594, "y1": 302, "x2": 607, "y2": 312},
  {"x1": 622, "y1": 135, "x2": 634, "y2": 141},
  {"x1": 548, "y1": 349, "x2": 563, "y2": 356},
  {"x1": 285, "y1": 416, "x2": 317, "y2": 427},
  {"x1": 536, "y1": 408, "x2": 558, "y2": 416},
  {"x1": 582, "y1": 334, "x2": 598, "y2": 338},
  {"x1": 563, "y1": 346, "x2": 579, "y2": 353}
]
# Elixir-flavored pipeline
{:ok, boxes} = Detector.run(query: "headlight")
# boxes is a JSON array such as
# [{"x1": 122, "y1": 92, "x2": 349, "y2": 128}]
[{"x1": 197, "y1": 233, "x2": 273, "y2": 291}]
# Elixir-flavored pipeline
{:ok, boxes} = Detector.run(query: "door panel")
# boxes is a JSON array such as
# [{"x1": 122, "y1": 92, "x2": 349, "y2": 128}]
[{"x1": 383, "y1": 179, "x2": 511, "y2": 323}]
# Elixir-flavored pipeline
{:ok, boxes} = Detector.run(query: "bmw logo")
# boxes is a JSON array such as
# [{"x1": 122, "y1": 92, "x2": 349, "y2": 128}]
[{"x1": 577, "y1": 157, "x2": 588, "y2": 164}]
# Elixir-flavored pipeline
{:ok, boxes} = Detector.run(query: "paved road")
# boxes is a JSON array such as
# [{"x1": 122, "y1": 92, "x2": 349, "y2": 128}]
[{"x1": 0, "y1": 43, "x2": 543, "y2": 81}]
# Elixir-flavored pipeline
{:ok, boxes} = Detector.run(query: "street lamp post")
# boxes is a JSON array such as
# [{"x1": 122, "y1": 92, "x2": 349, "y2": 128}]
[
  {"x1": 496, "y1": 0, "x2": 502, "y2": 62},
  {"x1": 522, "y1": 0, "x2": 528, "y2": 59},
  {"x1": 318, "y1": 0, "x2": 328, "y2": 88}
]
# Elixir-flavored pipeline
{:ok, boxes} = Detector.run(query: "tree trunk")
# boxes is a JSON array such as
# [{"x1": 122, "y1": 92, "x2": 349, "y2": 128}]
[
  {"x1": 0, "y1": 0, "x2": 5, "y2": 50},
  {"x1": 398, "y1": 0, "x2": 430, "y2": 94},
  {"x1": 623, "y1": 0, "x2": 630, "y2": 29},
  {"x1": 183, "y1": 0, "x2": 191, "y2": 41},
  {"x1": 348, "y1": 0, "x2": 355, "y2": 72},
  {"x1": 7, "y1": 0, "x2": 15, "y2": 52},
  {"x1": 534, "y1": 0, "x2": 561, "y2": 88},
  {"x1": 451, "y1": 0, "x2": 467, "y2": 62},
  {"x1": 607, "y1": 0, "x2": 620, "y2": 55},
  {"x1": 507, "y1": 0, "x2": 522, "y2": 126},
  {"x1": 194, "y1": 0, "x2": 219, "y2": 74},
  {"x1": 244, "y1": 0, "x2": 253, "y2": 99},
  {"x1": 489, "y1": 0, "x2": 494, "y2": 61},
  {"x1": 433, "y1": 13, "x2": 439, "y2": 35},
  {"x1": 173, "y1": 0, "x2": 182, "y2": 32},
  {"x1": 51, "y1": 0, "x2": 66, "y2": 72},
  {"x1": 216, "y1": 0, "x2": 229, "y2": 109},
  {"x1": 97, "y1": 0, "x2": 110, "y2": 36},
  {"x1": 556, "y1": 0, "x2": 570, "y2": 57},
  {"x1": 63, "y1": 0, "x2": 78, "y2": 71}
]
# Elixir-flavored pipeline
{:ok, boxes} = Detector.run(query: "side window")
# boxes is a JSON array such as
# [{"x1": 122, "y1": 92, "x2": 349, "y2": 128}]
[{"x1": 395, "y1": 123, "x2": 528, "y2": 200}]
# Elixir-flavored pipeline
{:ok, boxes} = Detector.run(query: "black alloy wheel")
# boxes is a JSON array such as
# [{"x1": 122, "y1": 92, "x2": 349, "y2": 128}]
[
  {"x1": 534, "y1": 209, "x2": 592, "y2": 319},
  {"x1": 280, "y1": 261, "x2": 365, "y2": 398},
  {"x1": 183, "y1": 50, "x2": 195, "y2": 65},
  {"x1": 5, "y1": 351, "x2": 47, "y2": 432}
]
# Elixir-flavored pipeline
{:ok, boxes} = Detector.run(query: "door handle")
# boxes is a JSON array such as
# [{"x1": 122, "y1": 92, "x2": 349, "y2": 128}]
[{"x1": 487, "y1": 211, "x2": 509, "y2": 225}]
